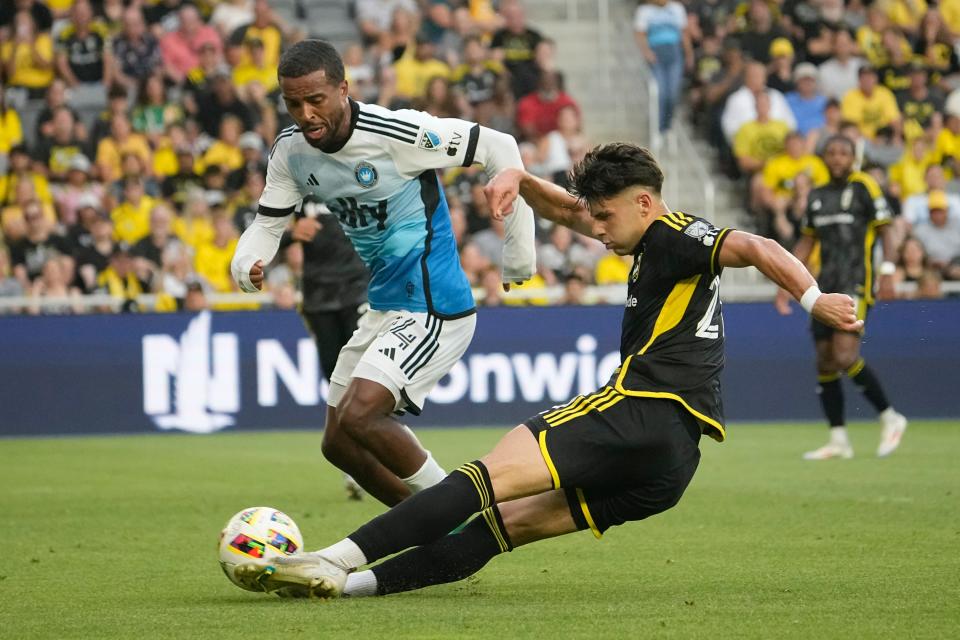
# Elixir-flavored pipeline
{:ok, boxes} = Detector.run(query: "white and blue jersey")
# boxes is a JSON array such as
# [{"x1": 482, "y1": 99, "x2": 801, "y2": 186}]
[{"x1": 259, "y1": 99, "x2": 481, "y2": 319}]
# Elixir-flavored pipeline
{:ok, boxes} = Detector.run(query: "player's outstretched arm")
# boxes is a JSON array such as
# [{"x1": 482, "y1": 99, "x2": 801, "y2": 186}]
[
  {"x1": 484, "y1": 168, "x2": 596, "y2": 239},
  {"x1": 719, "y1": 229, "x2": 862, "y2": 332}
]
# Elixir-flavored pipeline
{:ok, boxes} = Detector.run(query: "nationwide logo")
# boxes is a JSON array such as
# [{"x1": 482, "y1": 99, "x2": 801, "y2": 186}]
[{"x1": 418, "y1": 130, "x2": 442, "y2": 151}]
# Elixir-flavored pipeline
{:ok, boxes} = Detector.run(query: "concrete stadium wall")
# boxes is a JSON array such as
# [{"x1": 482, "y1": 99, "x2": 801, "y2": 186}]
[{"x1": 0, "y1": 301, "x2": 957, "y2": 436}]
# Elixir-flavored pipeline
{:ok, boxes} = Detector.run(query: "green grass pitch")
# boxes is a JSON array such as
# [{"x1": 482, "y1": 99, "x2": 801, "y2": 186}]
[{"x1": 2, "y1": 421, "x2": 958, "y2": 639}]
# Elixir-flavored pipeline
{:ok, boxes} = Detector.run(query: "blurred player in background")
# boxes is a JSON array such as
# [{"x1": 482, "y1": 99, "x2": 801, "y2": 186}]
[
  {"x1": 230, "y1": 144, "x2": 865, "y2": 600},
  {"x1": 283, "y1": 198, "x2": 370, "y2": 500},
  {"x1": 231, "y1": 40, "x2": 536, "y2": 506},
  {"x1": 776, "y1": 135, "x2": 908, "y2": 460}
]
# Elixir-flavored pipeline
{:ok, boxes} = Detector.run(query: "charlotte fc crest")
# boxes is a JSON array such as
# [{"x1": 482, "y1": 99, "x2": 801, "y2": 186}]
[{"x1": 355, "y1": 161, "x2": 378, "y2": 188}]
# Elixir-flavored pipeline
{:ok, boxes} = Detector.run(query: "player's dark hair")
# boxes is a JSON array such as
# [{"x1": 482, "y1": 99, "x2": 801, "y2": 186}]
[
  {"x1": 277, "y1": 39, "x2": 344, "y2": 83},
  {"x1": 567, "y1": 143, "x2": 664, "y2": 203},
  {"x1": 823, "y1": 134, "x2": 856, "y2": 154}
]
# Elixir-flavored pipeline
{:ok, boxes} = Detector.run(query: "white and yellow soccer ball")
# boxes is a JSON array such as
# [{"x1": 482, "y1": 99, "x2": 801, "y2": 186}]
[{"x1": 218, "y1": 506, "x2": 303, "y2": 591}]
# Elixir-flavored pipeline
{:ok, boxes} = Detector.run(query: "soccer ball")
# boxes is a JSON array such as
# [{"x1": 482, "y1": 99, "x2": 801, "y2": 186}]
[{"x1": 218, "y1": 506, "x2": 303, "y2": 591}]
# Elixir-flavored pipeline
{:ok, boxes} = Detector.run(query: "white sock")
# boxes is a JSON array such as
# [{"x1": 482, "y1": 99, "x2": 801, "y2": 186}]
[
  {"x1": 343, "y1": 570, "x2": 378, "y2": 597},
  {"x1": 829, "y1": 426, "x2": 849, "y2": 445},
  {"x1": 401, "y1": 451, "x2": 447, "y2": 493},
  {"x1": 317, "y1": 538, "x2": 367, "y2": 570},
  {"x1": 879, "y1": 407, "x2": 897, "y2": 421}
]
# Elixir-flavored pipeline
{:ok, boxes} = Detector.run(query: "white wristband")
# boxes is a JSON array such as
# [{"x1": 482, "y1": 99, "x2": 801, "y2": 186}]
[
  {"x1": 800, "y1": 285, "x2": 822, "y2": 313},
  {"x1": 879, "y1": 261, "x2": 896, "y2": 276}
]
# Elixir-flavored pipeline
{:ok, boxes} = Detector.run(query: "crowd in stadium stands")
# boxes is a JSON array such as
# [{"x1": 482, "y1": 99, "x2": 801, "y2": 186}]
[
  {"x1": 0, "y1": 0, "x2": 624, "y2": 315},
  {"x1": 658, "y1": 0, "x2": 960, "y2": 298}
]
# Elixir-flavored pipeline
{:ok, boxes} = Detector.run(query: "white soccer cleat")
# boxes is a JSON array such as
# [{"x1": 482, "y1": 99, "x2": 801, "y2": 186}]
[
  {"x1": 343, "y1": 474, "x2": 365, "y2": 501},
  {"x1": 802, "y1": 441, "x2": 854, "y2": 460},
  {"x1": 877, "y1": 410, "x2": 908, "y2": 457},
  {"x1": 234, "y1": 553, "x2": 349, "y2": 599}
]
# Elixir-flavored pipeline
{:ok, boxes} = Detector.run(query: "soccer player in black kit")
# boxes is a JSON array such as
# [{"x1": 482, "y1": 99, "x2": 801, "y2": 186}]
[
  {"x1": 282, "y1": 199, "x2": 371, "y2": 498},
  {"x1": 231, "y1": 144, "x2": 864, "y2": 599},
  {"x1": 775, "y1": 135, "x2": 908, "y2": 460}
]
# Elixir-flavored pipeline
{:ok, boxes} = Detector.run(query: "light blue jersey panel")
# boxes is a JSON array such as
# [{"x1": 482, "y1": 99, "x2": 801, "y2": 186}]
[{"x1": 288, "y1": 150, "x2": 473, "y2": 318}]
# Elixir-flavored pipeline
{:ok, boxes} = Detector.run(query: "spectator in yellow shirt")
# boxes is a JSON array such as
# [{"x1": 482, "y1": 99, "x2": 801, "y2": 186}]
[
  {"x1": 0, "y1": 11, "x2": 55, "y2": 98},
  {"x1": 758, "y1": 131, "x2": 829, "y2": 242},
  {"x1": 889, "y1": 137, "x2": 936, "y2": 200},
  {"x1": 194, "y1": 211, "x2": 239, "y2": 295},
  {"x1": 95, "y1": 114, "x2": 153, "y2": 183},
  {"x1": 934, "y1": 92, "x2": 960, "y2": 177},
  {"x1": 231, "y1": 37, "x2": 279, "y2": 98},
  {"x1": 174, "y1": 194, "x2": 215, "y2": 251},
  {"x1": 195, "y1": 115, "x2": 244, "y2": 174},
  {"x1": 0, "y1": 146, "x2": 52, "y2": 207},
  {"x1": 111, "y1": 176, "x2": 156, "y2": 244},
  {"x1": 594, "y1": 253, "x2": 631, "y2": 284},
  {"x1": 393, "y1": 36, "x2": 451, "y2": 100},
  {"x1": 0, "y1": 95, "x2": 23, "y2": 160},
  {"x1": 733, "y1": 92, "x2": 792, "y2": 176},
  {"x1": 841, "y1": 65, "x2": 901, "y2": 139}
]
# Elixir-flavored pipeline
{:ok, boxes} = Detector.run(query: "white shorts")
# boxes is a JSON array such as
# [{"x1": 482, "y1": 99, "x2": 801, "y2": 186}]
[{"x1": 328, "y1": 309, "x2": 477, "y2": 415}]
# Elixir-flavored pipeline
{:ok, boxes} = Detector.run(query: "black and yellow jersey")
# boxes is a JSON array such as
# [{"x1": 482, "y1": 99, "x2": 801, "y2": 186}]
[
  {"x1": 802, "y1": 171, "x2": 892, "y2": 307},
  {"x1": 613, "y1": 212, "x2": 732, "y2": 443}
]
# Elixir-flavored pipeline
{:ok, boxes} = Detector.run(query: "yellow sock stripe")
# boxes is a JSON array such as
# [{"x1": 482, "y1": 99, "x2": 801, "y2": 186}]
[
  {"x1": 544, "y1": 388, "x2": 616, "y2": 426},
  {"x1": 538, "y1": 430, "x2": 561, "y2": 489},
  {"x1": 846, "y1": 358, "x2": 866, "y2": 378},
  {"x1": 817, "y1": 372, "x2": 841, "y2": 383},
  {"x1": 481, "y1": 508, "x2": 509, "y2": 553},
  {"x1": 456, "y1": 464, "x2": 489, "y2": 510},
  {"x1": 658, "y1": 216, "x2": 683, "y2": 231},
  {"x1": 548, "y1": 391, "x2": 618, "y2": 427},
  {"x1": 576, "y1": 488, "x2": 603, "y2": 539}
]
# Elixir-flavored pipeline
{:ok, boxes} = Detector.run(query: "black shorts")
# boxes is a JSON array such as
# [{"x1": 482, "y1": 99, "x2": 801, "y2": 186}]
[
  {"x1": 524, "y1": 387, "x2": 701, "y2": 539},
  {"x1": 811, "y1": 295, "x2": 870, "y2": 341}
]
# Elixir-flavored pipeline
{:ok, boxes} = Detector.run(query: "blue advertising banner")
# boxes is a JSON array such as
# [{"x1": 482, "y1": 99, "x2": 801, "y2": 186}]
[{"x1": 0, "y1": 301, "x2": 957, "y2": 436}]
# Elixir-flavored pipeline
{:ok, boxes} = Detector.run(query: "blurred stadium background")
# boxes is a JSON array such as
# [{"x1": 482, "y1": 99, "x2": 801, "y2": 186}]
[{"x1": 1, "y1": 0, "x2": 958, "y2": 637}]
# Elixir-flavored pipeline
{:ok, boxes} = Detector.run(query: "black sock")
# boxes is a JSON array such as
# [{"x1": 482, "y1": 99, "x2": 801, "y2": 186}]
[
  {"x1": 371, "y1": 507, "x2": 512, "y2": 595},
  {"x1": 349, "y1": 461, "x2": 495, "y2": 564},
  {"x1": 846, "y1": 359, "x2": 890, "y2": 413},
  {"x1": 817, "y1": 374, "x2": 845, "y2": 427}
]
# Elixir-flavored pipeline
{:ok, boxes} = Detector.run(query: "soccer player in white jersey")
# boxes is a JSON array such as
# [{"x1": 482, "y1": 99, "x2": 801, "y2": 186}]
[{"x1": 231, "y1": 40, "x2": 536, "y2": 506}]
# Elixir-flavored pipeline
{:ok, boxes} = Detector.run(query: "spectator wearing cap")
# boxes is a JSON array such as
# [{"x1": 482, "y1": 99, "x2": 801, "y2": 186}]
[
  {"x1": 74, "y1": 215, "x2": 114, "y2": 293},
  {"x1": 901, "y1": 165, "x2": 960, "y2": 226},
  {"x1": 721, "y1": 60, "x2": 797, "y2": 143},
  {"x1": 8, "y1": 200, "x2": 72, "y2": 287},
  {"x1": 231, "y1": 37, "x2": 279, "y2": 97},
  {"x1": 96, "y1": 241, "x2": 147, "y2": 309},
  {"x1": 52, "y1": 154, "x2": 105, "y2": 226},
  {"x1": 766, "y1": 38, "x2": 796, "y2": 94},
  {"x1": 490, "y1": 1, "x2": 545, "y2": 98},
  {"x1": 817, "y1": 30, "x2": 864, "y2": 102},
  {"x1": 913, "y1": 190, "x2": 960, "y2": 279},
  {"x1": 32, "y1": 106, "x2": 89, "y2": 182},
  {"x1": 634, "y1": 0, "x2": 692, "y2": 133},
  {"x1": 0, "y1": 146, "x2": 52, "y2": 208},
  {"x1": 0, "y1": 9, "x2": 54, "y2": 101},
  {"x1": 393, "y1": 35, "x2": 452, "y2": 101},
  {"x1": 95, "y1": 114, "x2": 152, "y2": 184},
  {"x1": 112, "y1": 6, "x2": 161, "y2": 94},
  {"x1": 786, "y1": 63, "x2": 828, "y2": 136},
  {"x1": 228, "y1": 0, "x2": 296, "y2": 70},
  {"x1": 841, "y1": 65, "x2": 901, "y2": 139},
  {"x1": 516, "y1": 71, "x2": 581, "y2": 141},
  {"x1": 55, "y1": 0, "x2": 114, "y2": 113},
  {"x1": 897, "y1": 64, "x2": 944, "y2": 139},
  {"x1": 227, "y1": 132, "x2": 266, "y2": 191},
  {"x1": 111, "y1": 176, "x2": 155, "y2": 245},
  {"x1": 160, "y1": 5, "x2": 223, "y2": 84}
]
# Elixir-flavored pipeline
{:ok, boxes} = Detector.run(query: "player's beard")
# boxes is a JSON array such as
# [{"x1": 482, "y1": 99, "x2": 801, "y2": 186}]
[{"x1": 305, "y1": 102, "x2": 351, "y2": 153}]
